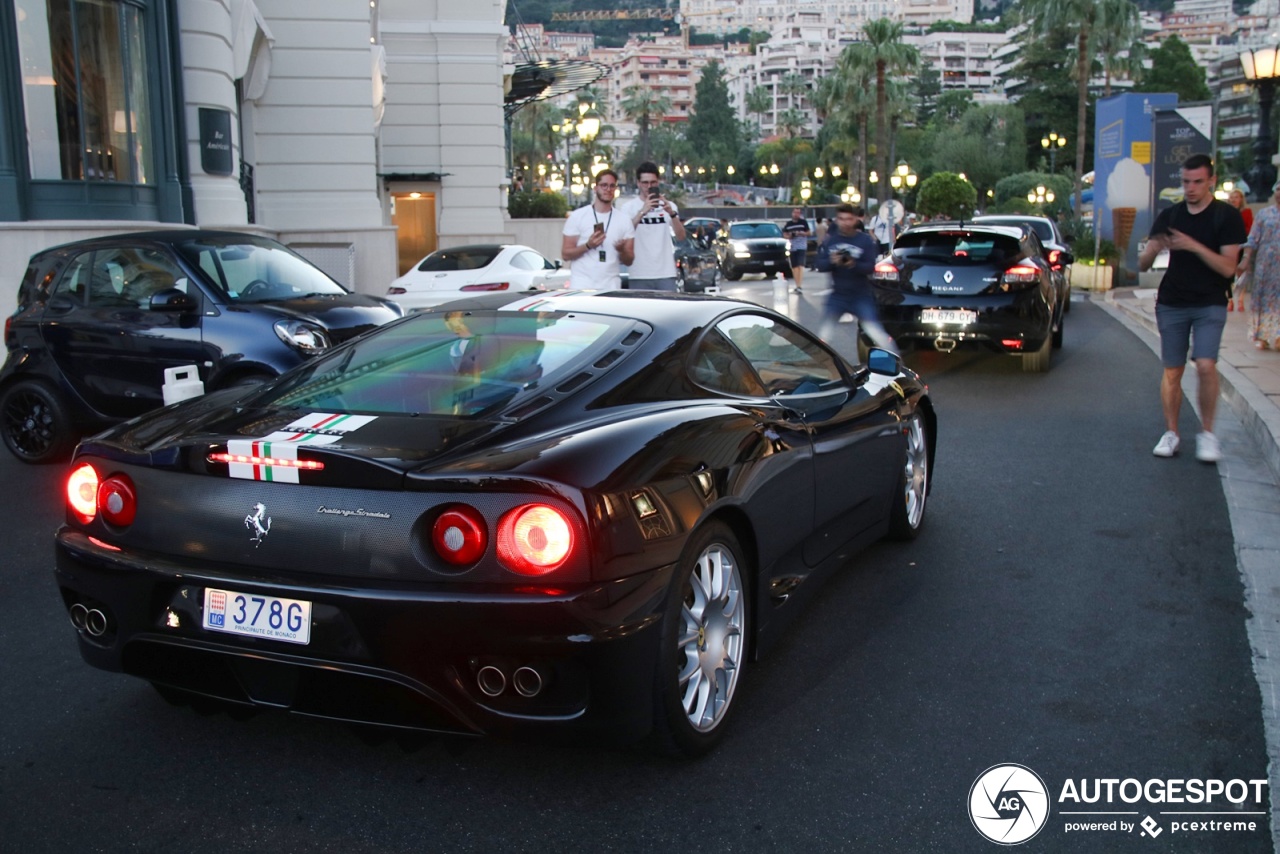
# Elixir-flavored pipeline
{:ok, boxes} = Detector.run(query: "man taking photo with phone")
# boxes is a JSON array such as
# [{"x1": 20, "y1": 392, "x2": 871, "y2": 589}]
[
  {"x1": 618, "y1": 161, "x2": 685, "y2": 291},
  {"x1": 562, "y1": 169, "x2": 635, "y2": 290}
]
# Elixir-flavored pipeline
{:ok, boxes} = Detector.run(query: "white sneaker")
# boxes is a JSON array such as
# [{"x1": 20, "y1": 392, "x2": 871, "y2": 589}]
[
  {"x1": 1152, "y1": 431, "x2": 1180, "y2": 457},
  {"x1": 1196, "y1": 431, "x2": 1222, "y2": 463}
]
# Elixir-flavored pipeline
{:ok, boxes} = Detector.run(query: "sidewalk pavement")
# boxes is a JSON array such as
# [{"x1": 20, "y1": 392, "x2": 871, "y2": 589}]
[
  {"x1": 1102, "y1": 282, "x2": 1280, "y2": 484},
  {"x1": 1099, "y1": 280, "x2": 1280, "y2": 853}
]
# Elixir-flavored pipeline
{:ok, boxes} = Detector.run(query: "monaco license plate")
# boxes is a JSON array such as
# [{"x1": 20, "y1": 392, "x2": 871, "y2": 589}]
[
  {"x1": 921, "y1": 308, "x2": 977, "y2": 325},
  {"x1": 203, "y1": 588, "x2": 312, "y2": 645}
]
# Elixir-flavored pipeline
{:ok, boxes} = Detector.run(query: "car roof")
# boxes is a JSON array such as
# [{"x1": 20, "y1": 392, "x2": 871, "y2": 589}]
[
  {"x1": 425, "y1": 289, "x2": 770, "y2": 326},
  {"x1": 31, "y1": 229, "x2": 288, "y2": 259}
]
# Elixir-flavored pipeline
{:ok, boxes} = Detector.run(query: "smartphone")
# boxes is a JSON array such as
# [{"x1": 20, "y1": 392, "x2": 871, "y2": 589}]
[
  {"x1": 648, "y1": 187, "x2": 660, "y2": 199},
  {"x1": 593, "y1": 222, "x2": 604, "y2": 234}
]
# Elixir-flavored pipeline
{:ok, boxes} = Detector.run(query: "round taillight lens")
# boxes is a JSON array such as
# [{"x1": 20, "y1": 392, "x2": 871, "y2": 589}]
[
  {"x1": 98, "y1": 475, "x2": 137, "y2": 527},
  {"x1": 67, "y1": 464, "x2": 99, "y2": 524},
  {"x1": 432, "y1": 506, "x2": 487, "y2": 565},
  {"x1": 497, "y1": 504, "x2": 573, "y2": 576}
]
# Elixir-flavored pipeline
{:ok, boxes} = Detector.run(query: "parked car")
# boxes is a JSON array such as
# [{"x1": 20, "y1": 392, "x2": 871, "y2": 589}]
[
  {"x1": 716, "y1": 220, "x2": 791, "y2": 280},
  {"x1": 387, "y1": 244, "x2": 569, "y2": 311},
  {"x1": 0, "y1": 230, "x2": 402, "y2": 464},
  {"x1": 54, "y1": 290, "x2": 935, "y2": 755},
  {"x1": 871, "y1": 222, "x2": 1063, "y2": 372},
  {"x1": 973, "y1": 214, "x2": 1075, "y2": 312},
  {"x1": 674, "y1": 235, "x2": 720, "y2": 293},
  {"x1": 682, "y1": 217, "x2": 724, "y2": 243}
]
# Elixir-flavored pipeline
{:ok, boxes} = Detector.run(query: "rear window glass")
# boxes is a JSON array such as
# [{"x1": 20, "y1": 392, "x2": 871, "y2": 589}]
[
  {"x1": 893, "y1": 231, "x2": 1023, "y2": 263},
  {"x1": 728, "y1": 222, "x2": 782, "y2": 240},
  {"x1": 260, "y1": 310, "x2": 636, "y2": 417},
  {"x1": 416, "y1": 247, "x2": 501, "y2": 272},
  {"x1": 979, "y1": 218, "x2": 1053, "y2": 242}
]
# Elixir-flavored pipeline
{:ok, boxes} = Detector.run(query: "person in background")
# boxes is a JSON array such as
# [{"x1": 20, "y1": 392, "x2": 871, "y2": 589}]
[
  {"x1": 619, "y1": 161, "x2": 685, "y2": 291},
  {"x1": 783, "y1": 208, "x2": 811, "y2": 294},
  {"x1": 816, "y1": 204, "x2": 895, "y2": 358},
  {"x1": 1227, "y1": 188, "x2": 1253, "y2": 311},
  {"x1": 1138, "y1": 154, "x2": 1246, "y2": 463},
  {"x1": 1237, "y1": 179, "x2": 1280, "y2": 351},
  {"x1": 561, "y1": 170, "x2": 635, "y2": 290}
]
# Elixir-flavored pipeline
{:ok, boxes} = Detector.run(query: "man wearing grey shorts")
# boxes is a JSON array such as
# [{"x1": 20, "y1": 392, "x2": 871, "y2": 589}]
[{"x1": 1138, "y1": 154, "x2": 1247, "y2": 462}]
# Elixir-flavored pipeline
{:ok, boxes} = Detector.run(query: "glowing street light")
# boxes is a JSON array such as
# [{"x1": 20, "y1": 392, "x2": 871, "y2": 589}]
[{"x1": 1041, "y1": 131, "x2": 1066, "y2": 172}]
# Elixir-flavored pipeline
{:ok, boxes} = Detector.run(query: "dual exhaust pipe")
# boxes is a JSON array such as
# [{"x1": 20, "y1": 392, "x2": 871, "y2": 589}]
[
  {"x1": 476, "y1": 664, "x2": 544, "y2": 698},
  {"x1": 69, "y1": 602, "x2": 109, "y2": 637}
]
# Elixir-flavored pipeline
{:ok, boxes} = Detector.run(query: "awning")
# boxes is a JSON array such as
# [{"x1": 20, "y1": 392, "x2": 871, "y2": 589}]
[
  {"x1": 230, "y1": 0, "x2": 275, "y2": 101},
  {"x1": 504, "y1": 60, "x2": 609, "y2": 119}
]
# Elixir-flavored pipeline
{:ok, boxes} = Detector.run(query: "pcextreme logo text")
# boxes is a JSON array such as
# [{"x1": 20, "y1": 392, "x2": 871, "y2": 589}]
[{"x1": 968, "y1": 764, "x2": 1269, "y2": 845}]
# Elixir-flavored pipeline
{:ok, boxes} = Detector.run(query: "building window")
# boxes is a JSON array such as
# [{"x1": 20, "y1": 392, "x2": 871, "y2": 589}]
[{"x1": 15, "y1": 0, "x2": 153, "y2": 183}]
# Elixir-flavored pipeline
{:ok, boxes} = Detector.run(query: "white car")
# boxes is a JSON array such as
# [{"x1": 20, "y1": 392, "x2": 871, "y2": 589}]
[{"x1": 387, "y1": 244, "x2": 570, "y2": 311}]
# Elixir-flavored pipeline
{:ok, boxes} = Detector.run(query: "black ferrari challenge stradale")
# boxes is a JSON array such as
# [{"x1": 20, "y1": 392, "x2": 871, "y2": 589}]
[{"x1": 55, "y1": 291, "x2": 936, "y2": 755}]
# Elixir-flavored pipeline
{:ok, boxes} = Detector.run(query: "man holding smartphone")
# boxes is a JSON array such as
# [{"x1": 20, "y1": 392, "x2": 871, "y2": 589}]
[
  {"x1": 619, "y1": 161, "x2": 685, "y2": 291},
  {"x1": 562, "y1": 169, "x2": 635, "y2": 290},
  {"x1": 1139, "y1": 153, "x2": 1247, "y2": 463}
]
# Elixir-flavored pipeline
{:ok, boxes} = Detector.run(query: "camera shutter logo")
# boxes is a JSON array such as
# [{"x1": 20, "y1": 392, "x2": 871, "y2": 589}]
[{"x1": 969, "y1": 764, "x2": 1050, "y2": 845}]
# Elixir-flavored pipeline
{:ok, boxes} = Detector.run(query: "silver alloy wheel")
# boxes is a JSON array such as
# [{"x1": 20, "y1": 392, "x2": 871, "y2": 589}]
[
  {"x1": 903, "y1": 415, "x2": 928, "y2": 528},
  {"x1": 677, "y1": 542, "x2": 745, "y2": 732}
]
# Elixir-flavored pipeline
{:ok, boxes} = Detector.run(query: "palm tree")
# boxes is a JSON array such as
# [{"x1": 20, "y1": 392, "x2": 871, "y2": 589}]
[
  {"x1": 815, "y1": 45, "x2": 877, "y2": 202},
  {"x1": 620, "y1": 85, "x2": 671, "y2": 164},
  {"x1": 744, "y1": 86, "x2": 771, "y2": 141},
  {"x1": 776, "y1": 108, "x2": 808, "y2": 140},
  {"x1": 848, "y1": 19, "x2": 919, "y2": 210},
  {"x1": 1022, "y1": 0, "x2": 1141, "y2": 215}
]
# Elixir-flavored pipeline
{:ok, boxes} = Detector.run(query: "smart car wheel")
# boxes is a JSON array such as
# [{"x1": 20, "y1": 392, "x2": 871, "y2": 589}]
[
  {"x1": 0, "y1": 380, "x2": 76, "y2": 464},
  {"x1": 888, "y1": 413, "x2": 930, "y2": 540},
  {"x1": 654, "y1": 522, "x2": 747, "y2": 756}
]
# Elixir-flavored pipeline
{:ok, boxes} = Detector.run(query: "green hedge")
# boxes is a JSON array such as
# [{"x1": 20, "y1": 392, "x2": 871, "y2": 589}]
[{"x1": 508, "y1": 190, "x2": 569, "y2": 219}]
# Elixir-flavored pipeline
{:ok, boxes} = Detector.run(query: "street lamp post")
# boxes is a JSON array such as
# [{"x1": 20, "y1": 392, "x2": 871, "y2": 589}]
[
  {"x1": 887, "y1": 160, "x2": 916, "y2": 241},
  {"x1": 1041, "y1": 131, "x2": 1066, "y2": 173},
  {"x1": 1240, "y1": 45, "x2": 1279, "y2": 202},
  {"x1": 1027, "y1": 184, "x2": 1055, "y2": 208}
]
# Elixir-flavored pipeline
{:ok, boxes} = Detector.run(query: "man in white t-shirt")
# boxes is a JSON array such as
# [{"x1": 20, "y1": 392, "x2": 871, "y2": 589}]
[
  {"x1": 617, "y1": 161, "x2": 685, "y2": 291},
  {"x1": 561, "y1": 170, "x2": 636, "y2": 290}
]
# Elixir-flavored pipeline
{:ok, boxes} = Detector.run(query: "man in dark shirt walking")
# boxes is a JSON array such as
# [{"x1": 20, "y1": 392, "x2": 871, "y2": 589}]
[
  {"x1": 816, "y1": 204, "x2": 895, "y2": 358},
  {"x1": 1138, "y1": 154, "x2": 1247, "y2": 463},
  {"x1": 783, "y1": 208, "x2": 810, "y2": 294}
]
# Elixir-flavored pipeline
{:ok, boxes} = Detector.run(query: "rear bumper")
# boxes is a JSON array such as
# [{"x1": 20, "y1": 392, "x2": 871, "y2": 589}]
[
  {"x1": 55, "y1": 529, "x2": 672, "y2": 743},
  {"x1": 875, "y1": 287, "x2": 1053, "y2": 353}
]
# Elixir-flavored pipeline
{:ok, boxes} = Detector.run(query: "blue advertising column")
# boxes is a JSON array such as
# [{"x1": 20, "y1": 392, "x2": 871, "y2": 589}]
[{"x1": 1093, "y1": 92, "x2": 1178, "y2": 277}]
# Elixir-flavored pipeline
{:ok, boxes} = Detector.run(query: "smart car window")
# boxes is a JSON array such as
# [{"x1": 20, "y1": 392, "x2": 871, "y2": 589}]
[
  {"x1": 84, "y1": 247, "x2": 187, "y2": 309},
  {"x1": 715, "y1": 314, "x2": 841, "y2": 394},
  {"x1": 176, "y1": 239, "x2": 346, "y2": 301},
  {"x1": 264, "y1": 310, "x2": 628, "y2": 417},
  {"x1": 51, "y1": 252, "x2": 94, "y2": 304}
]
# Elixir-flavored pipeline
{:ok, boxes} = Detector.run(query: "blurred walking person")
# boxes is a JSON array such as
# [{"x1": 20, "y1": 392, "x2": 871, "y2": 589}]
[
  {"x1": 1228, "y1": 188, "x2": 1253, "y2": 311},
  {"x1": 1238, "y1": 180, "x2": 1280, "y2": 351}
]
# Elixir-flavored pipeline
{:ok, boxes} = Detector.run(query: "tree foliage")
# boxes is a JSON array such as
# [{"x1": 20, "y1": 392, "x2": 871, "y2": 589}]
[
  {"x1": 927, "y1": 104, "x2": 1027, "y2": 200},
  {"x1": 685, "y1": 61, "x2": 742, "y2": 166},
  {"x1": 1135, "y1": 35, "x2": 1211, "y2": 101},
  {"x1": 916, "y1": 172, "x2": 978, "y2": 219}
]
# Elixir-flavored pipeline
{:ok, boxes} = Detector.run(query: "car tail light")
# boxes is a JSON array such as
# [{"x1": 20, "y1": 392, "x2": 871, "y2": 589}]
[
  {"x1": 432, "y1": 505, "x2": 488, "y2": 565},
  {"x1": 67, "y1": 464, "x2": 99, "y2": 524},
  {"x1": 387, "y1": 286, "x2": 407, "y2": 295},
  {"x1": 1001, "y1": 339, "x2": 1025, "y2": 350},
  {"x1": 460, "y1": 282, "x2": 510, "y2": 292},
  {"x1": 872, "y1": 261, "x2": 900, "y2": 283},
  {"x1": 1048, "y1": 249, "x2": 1063, "y2": 269},
  {"x1": 497, "y1": 504, "x2": 573, "y2": 575},
  {"x1": 98, "y1": 474, "x2": 137, "y2": 527},
  {"x1": 1002, "y1": 264, "x2": 1040, "y2": 290}
]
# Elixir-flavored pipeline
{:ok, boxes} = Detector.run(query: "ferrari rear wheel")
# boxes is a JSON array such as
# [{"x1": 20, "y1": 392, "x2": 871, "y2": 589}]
[
  {"x1": 654, "y1": 522, "x2": 747, "y2": 756},
  {"x1": 888, "y1": 413, "x2": 929, "y2": 540},
  {"x1": 0, "y1": 379, "x2": 76, "y2": 464}
]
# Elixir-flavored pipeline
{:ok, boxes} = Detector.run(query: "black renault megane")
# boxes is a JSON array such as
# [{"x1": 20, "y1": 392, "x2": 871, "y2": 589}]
[{"x1": 54, "y1": 290, "x2": 935, "y2": 755}]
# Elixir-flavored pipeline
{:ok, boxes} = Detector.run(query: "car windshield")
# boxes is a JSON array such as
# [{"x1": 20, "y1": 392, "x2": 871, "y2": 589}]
[
  {"x1": 979, "y1": 218, "x2": 1053, "y2": 243},
  {"x1": 416, "y1": 246, "x2": 501, "y2": 272},
  {"x1": 894, "y1": 231, "x2": 1023, "y2": 264},
  {"x1": 257, "y1": 309, "x2": 633, "y2": 417},
  {"x1": 175, "y1": 237, "x2": 348, "y2": 302},
  {"x1": 729, "y1": 222, "x2": 782, "y2": 240}
]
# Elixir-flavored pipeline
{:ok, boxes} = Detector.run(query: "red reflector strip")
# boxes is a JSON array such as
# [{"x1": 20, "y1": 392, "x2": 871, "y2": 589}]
[
  {"x1": 88, "y1": 536, "x2": 121, "y2": 552},
  {"x1": 460, "y1": 282, "x2": 511, "y2": 292},
  {"x1": 208, "y1": 453, "x2": 325, "y2": 470},
  {"x1": 1001, "y1": 339, "x2": 1025, "y2": 350}
]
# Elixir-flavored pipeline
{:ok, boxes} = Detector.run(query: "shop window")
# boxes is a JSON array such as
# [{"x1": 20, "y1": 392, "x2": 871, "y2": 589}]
[{"x1": 15, "y1": 0, "x2": 153, "y2": 184}]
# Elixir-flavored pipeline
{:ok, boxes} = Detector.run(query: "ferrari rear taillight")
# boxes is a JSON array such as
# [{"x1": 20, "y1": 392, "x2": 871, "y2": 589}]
[
  {"x1": 432, "y1": 505, "x2": 488, "y2": 565},
  {"x1": 872, "y1": 261, "x2": 900, "y2": 283},
  {"x1": 461, "y1": 282, "x2": 510, "y2": 292},
  {"x1": 67, "y1": 464, "x2": 99, "y2": 524},
  {"x1": 497, "y1": 504, "x2": 573, "y2": 575},
  {"x1": 1002, "y1": 264, "x2": 1040, "y2": 289},
  {"x1": 98, "y1": 474, "x2": 136, "y2": 527},
  {"x1": 1048, "y1": 249, "x2": 1063, "y2": 269}
]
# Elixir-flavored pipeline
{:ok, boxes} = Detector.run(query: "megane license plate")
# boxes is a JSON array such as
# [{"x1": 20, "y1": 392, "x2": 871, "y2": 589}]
[
  {"x1": 203, "y1": 588, "x2": 312, "y2": 645},
  {"x1": 921, "y1": 308, "x2": 977, "y2": 325}
]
